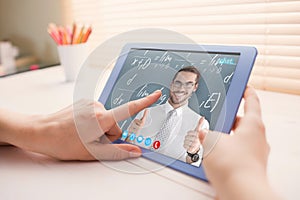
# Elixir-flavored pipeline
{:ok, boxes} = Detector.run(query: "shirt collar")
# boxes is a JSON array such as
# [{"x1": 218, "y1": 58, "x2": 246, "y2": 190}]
[{"x1": 164, "y1": 100, "x2": 189, "y2": 116}]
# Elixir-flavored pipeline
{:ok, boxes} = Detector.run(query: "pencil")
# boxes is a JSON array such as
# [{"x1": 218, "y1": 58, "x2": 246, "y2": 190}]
[
  {"x1": 48, "y1": 23, "x2": 62, "y2": 45},
  {"x1": 81, "y1": 26, "x2": 92, "y2": 43},
  {"x1": 76, "y1": 26, "x2": 85, "y2": 44},
  {"x1": 65, "y1": 25, "x2": 72, "y2": 44},
  {"x1": 59, "y1": 26, "x2": 67, "y2": 45},
  {"x1": 47, "y1": 22, "x2": 92, "y2": 45},
  {"x1": 47, "y1": 28, "x2": 60, "y2": 45},
  {"x1": 71, "y1": 23, "x2": 77, "y2": 44}
]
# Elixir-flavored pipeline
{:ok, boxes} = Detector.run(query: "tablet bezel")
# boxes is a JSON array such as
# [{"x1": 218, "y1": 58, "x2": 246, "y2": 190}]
[{"x1": 98, "y1": 43, "x2": 257, "y2": 181}]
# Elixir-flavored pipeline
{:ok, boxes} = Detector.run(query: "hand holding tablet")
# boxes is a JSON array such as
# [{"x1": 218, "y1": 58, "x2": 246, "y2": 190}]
[{"x1": 201, "y1": 87, "x2": 281, "y2": 200}]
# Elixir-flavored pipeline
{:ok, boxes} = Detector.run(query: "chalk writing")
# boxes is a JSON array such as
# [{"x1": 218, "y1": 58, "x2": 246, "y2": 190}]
[
  {"x1": 224, "y1": 72, "x2": 234, "y2": 84},
  {"x1": 107, "y1": 48, "x2": 239, "y2": 129},
  {"x1": 131, "y1": 56, "x2": 151, "y2": 70},
  {"x1": 217, "y1": 57, "x2": 236, "y2": 66},
  {"x1": 175, "y1": 63, "x2": 186, "y2": 69},
  {"x1": 199, "y1": 92, "x2": 221, "y2": 112},
  {"x1": 154, "y1": 56, "x2": 160, "y2": 61},
  {"x1": 127, "y1": 73, "x2": 137, "y2": 85},
  {"x1": 113, "y1": 93, "x2": 124, "y2": 105},
  {"x1": 136, "y1": 84, "x2": 149, "y2": 98},
  {"x1": 159, "y1": 52, "x2": 168, "y2": 62},
  {"x1": 157, "y1": 87, "x2": 167, "y2": 104},
  {"x1": 137, "y1": 58, "x2": 151, "y2": 70},
  {"x1": 210, "y1": 54, "x2": 237, "y2": 67},
  {"x1": 209, "y1": 66, "x2": 222, "y2": 73},
  {"x1": 136, "y1": 84, "x2": 167, "y2": 105},
  {"x1": 131, "y1": 58, "x2": 138, "y2": 65},
  {"x1": 209, "y1": 55, "x2": 218, "y2": 66}
]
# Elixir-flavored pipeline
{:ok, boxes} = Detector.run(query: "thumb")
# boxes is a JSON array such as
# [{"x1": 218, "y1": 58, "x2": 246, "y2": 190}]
[
  {"x1": 198, "y1": 129, "x2": 207, "y2": 144},
  {"x1": 88, "y1": 143, "x2": 142, "y2": 161},
  {"x1": 195, "y1": 117, "x2": 205, "y2": 132},
  {"x1": 140, "y1": 108, "x2": 149, "y2": 122},
  {"x1": 113, "y1": 144, "x2": 142, "y2": 159}
]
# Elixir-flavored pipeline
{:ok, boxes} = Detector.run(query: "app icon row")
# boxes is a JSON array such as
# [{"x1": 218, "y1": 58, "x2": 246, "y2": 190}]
[{"x1": 121, "y1": 130, "x2": 160, "y2": 149}]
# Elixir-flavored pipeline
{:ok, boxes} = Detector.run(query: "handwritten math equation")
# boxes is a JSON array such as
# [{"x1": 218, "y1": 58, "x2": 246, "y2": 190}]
[{"x1": 107, "y1": 49, "x2": 239, "y2": 124}]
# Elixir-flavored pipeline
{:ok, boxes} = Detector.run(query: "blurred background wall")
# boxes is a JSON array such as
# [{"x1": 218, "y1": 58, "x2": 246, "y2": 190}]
[{"x1": 1, "y1": 0, "x2": 299, "y2": 94}]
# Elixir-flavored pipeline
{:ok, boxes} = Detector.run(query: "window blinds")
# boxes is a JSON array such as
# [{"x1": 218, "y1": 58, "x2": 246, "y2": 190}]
[{"x1": 70, "y1": 0, "x2": 300, "y2": 95}]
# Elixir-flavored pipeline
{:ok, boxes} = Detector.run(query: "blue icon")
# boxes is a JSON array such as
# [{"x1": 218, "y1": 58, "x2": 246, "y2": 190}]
[
  {"x1": 136, "y1": 135, "x2": 144, "y2": 143},
  {"x1": 129, "y1": 133, "x2": 136, "y2": 141},
  {"x1": 121, "y1": 130, "x2": 128, "y2": 139},
  {"x1": 144, "y1": 138, "x2": 152, "y2": 146}
]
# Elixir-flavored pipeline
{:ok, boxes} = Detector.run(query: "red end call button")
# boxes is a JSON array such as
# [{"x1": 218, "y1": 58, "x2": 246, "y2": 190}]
[{"x1": 153, "y1": 140, "x2": 160, "y2": 149}]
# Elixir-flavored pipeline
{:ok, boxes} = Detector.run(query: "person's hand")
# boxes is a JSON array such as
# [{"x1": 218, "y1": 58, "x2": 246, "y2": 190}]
[
  {"x1": 200, "y1": 87, "x2": 280, "y2": 200},
  {"x1": 1, "y1": 90, "x2": 162, "y2": 161},
  {"x1": 127, "y1": 109, "x2": 148, "y2": 134},
  {"x1": 183, "y1": 117, "x2": 205, "y2": 154}
]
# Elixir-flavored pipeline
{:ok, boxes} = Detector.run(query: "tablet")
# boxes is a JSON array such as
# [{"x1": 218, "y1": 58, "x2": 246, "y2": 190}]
[{"x1": 98, "y1": 43, "x2": 257, "y2": 181}]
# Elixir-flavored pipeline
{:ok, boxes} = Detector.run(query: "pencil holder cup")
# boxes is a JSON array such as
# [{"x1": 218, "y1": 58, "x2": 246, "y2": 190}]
[{"x1": 57, "y1": 43, "x2": 88, "y2": 82}]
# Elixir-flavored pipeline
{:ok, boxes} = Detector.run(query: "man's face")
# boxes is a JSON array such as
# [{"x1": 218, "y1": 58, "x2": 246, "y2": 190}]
[{"x1": 169, "y1": 71, "x2": 198, "y2": 107}]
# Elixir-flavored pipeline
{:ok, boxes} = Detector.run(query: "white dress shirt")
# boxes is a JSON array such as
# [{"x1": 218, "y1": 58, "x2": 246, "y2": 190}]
[{"x1": 129, "y1": 101, "x2": 209, "y2": 167}]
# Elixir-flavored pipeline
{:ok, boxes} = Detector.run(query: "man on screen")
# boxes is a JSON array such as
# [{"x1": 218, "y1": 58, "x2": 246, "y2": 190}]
[{"x1": 124, "y1": 66, "x2": 209, "y2": 166}]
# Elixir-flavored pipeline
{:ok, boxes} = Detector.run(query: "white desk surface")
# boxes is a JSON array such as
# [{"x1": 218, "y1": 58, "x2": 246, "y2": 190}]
[{"x1": 0, "y1": 67, "x2": 299, "y2": 200}]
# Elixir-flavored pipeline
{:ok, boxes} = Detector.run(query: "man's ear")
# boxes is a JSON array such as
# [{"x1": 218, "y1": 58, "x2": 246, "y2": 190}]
[{"x1": 193, "y1": 83, "x2": 198, "y2": 92}]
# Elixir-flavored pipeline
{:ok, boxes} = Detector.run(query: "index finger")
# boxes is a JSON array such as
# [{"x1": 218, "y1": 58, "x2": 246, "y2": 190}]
[
  {"x1": 195, "y1": 117, "x2": 205, "y2": 132},
  {"x1": 111, "y1": 90, "x2": 162, "y2": 122}
]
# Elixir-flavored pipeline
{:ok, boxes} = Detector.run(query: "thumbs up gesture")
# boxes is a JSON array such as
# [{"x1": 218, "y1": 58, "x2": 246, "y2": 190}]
[
  {"x1": 127, "y1": 109, "x2": 148, "y2": 134},
  {"x1": 183, "y1": 117, "x2": 205, "y2": 154}
]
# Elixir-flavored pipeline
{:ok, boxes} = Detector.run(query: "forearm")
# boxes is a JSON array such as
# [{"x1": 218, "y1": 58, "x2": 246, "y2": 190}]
[{"x1": 0, "y1": 108, "x2": 40, "y2": 150}]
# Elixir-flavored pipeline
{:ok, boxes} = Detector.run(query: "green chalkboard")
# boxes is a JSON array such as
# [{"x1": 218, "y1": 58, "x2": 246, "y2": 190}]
[{"x1": 105, "y1": 48, "x2": 239, "y2": 130}]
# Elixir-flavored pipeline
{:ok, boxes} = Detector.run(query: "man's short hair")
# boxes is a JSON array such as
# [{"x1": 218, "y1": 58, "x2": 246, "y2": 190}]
[{"x1": 173, "y1": 66, "x2": 201, "y2": 84}]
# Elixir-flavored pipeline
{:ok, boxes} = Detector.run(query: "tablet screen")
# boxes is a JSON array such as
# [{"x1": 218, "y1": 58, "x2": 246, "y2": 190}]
[{"x1": 103, "y1": 47, "x2": 240, "y2": 167}]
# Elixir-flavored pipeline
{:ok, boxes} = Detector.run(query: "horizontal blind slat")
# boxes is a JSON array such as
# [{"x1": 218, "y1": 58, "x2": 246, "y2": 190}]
[
  {"x1": 250, "y1": 76, "x2": 300, "y2": 95},
  {"x1": 253, "y1": 65, "x2": 300, "y2": 79},
  {"x1": 255, "y1": 55, "x2": 300, "y2": 69},
  {"x1": 100, "y1": 24, "x2": 300, "y2": 35},
  {"x1": 102, "y1": 0, "x2": 286, "y2": 7},
  {"x1": 101, "y1": 1, "x2": 300, "y2": 16},
  {"x1": 102, "y1": 13, "x2": 300, "y2": 26}
]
